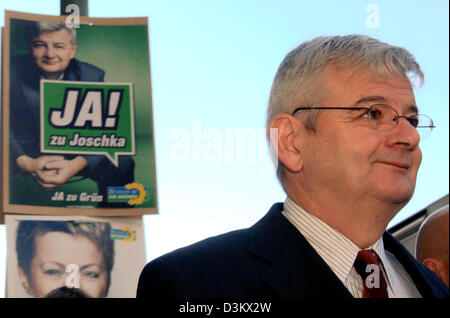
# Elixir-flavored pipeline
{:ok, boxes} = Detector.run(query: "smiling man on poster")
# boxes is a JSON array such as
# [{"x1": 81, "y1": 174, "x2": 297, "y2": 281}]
[{"x1": 10, "y1": 21, "x2": 134, "y2": 207}]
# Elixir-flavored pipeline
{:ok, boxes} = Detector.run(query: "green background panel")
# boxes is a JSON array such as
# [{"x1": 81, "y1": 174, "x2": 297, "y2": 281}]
[{"x1": 9, "y1": 18, "x2": 156, "y2": 209}]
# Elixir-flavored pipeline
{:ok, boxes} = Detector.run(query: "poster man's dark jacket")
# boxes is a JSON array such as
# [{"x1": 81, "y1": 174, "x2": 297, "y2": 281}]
[
  {"x1": 9, "y1": 54, "x2": 134, "y2": 206},
  {"x1": 10, "y1": 54, "x2": 105, "y2": 171},
  {"x1": 137, "y1": 203, "x2": 449, "y2": 298}
]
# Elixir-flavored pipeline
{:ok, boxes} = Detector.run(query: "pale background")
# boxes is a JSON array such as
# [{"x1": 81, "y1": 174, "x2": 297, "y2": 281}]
[{"x1": 0, "y1": 0, "x2": 448, "y2": 298}]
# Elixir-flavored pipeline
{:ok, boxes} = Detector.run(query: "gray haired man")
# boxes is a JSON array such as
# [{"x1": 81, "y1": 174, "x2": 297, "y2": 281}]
[{"x1": 137, "y1": 34, "x2": 449, "y2": 298}]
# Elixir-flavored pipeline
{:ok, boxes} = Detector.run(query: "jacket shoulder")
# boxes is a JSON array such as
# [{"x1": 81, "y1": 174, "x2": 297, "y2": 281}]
[
  {"x1": 10, "y1": 55, "x2": 35, "y2": 77},
  {"x1": 137, "y1": 228, "x2": 262, "y2": 298},
  {"x1": 137, "y1": 203, "x2": 291, "y2": 298},
  {"x1": 67, "y1": 59, "x2": 105, "y2": 81},
  {"x1": 145, "y1": 228, "x2": 250, "y2": 274}
]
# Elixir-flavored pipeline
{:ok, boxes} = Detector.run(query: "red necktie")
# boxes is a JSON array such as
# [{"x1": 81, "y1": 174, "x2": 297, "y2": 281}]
[{"x1": 354, "y1": 249, "x2": 388, "y2": 298}]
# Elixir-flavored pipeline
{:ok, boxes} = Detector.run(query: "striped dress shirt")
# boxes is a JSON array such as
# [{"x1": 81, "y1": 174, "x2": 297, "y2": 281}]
[{"x1": 282, "y1": 197, "x2": 422, "y2": 298}]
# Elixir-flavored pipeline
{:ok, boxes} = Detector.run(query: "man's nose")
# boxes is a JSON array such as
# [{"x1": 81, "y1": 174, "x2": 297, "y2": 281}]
[
  {"x1": 390, "y1": 117, "x2": 421, "y2": 149},
  {"x1": 45, "y1": 46, "x2": 56, "y2": 58}
]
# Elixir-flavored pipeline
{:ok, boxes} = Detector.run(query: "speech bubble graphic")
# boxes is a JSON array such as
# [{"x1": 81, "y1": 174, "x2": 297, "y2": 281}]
[{"x1": 40, "y1": 80, "x2": 135, "y2": 166}]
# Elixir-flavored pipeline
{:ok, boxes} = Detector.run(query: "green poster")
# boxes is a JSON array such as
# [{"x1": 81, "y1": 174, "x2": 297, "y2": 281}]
[{"x1": 3, "y1": 11, "x2": 157, "y2": 214}]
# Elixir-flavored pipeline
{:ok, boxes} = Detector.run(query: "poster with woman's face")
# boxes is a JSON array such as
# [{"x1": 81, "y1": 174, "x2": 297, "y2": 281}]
[{"x1": 5, "y1": 214, "x2": 146, "y2": 298}]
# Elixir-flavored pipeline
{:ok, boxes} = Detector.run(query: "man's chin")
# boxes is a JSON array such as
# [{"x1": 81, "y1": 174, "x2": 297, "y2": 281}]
[
  {"x1": 377, "y1": 188, "x2": 414, "y2": 206},
  {"x1": 372, "y1": 175, "x2": 416, "y2": 205}
]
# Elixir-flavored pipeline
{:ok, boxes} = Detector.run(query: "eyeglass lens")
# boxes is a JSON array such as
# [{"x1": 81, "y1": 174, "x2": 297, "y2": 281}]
[{"x1": 368, "y1": 105, "x2": 433, "y2": 140}]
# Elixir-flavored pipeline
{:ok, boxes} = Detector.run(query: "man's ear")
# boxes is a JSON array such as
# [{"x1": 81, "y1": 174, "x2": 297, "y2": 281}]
[
  {"x1": 270, "y1": 113, "x2": 304, "y2": 173},
  {"x1": 18, "y1": 267, "x2": 34, "y2": 296},
  {"x1": 422, "y1": 258, "x2": 446, "y2": 282}
]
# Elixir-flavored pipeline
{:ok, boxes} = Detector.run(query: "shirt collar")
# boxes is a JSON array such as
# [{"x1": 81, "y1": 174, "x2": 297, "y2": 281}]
[
  {"x1": 40, "y1": 72, "x2": 65, "y2": 80},
  {"x1": 283, "y1": 196, "x2": 391, "y2": 288},
  {"x1": 369, "y1": 238, "x2": 393, "y2": 289}
]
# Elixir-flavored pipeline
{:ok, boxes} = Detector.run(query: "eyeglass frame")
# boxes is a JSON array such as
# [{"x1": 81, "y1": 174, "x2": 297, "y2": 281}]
[{"x1": 291, "y1": 104, "x2": 436, "y2": 130}]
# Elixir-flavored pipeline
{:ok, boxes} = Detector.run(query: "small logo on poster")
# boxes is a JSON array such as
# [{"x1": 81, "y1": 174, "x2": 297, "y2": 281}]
[
  {"x1": 110, "y1": 227, "x2": 136, "y2": 242},
  {"x1": 107, "y1": 183, "x2": 147, "y2": 205}
]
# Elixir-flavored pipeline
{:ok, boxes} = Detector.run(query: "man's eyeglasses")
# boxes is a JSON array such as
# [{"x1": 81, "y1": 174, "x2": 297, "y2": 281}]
[{"x1": 292, "y1": 104, "x2": 435, "y2": 140}]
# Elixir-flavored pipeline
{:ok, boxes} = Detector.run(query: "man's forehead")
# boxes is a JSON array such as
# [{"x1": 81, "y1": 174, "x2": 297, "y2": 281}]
[
  {"x1": 324, "y1": 62, "x2": 413, "y2": 86},
  {"x1": 321, "y1": 63, "x2": 416, "y2": 106},
  {"x1": 32, "y1": 29, "x2": 72, "y2": 42}
]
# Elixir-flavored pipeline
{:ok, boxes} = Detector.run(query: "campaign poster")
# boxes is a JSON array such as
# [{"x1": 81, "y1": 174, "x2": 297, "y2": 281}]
[
  {"x1": 5, "y1": 214, "x2": 146, "y2": 298},
  {"x1": 1, "y1": 11, "x2": 157, "y2": 216}
]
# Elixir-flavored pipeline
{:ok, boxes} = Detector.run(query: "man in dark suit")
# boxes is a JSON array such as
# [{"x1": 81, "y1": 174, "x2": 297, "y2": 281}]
[
  {"x1": 137, "y1": 35, "x2": 449, "y2": 298},
  {"x1": 10, "y1": 22, "x2": 134, "y2": 207}
]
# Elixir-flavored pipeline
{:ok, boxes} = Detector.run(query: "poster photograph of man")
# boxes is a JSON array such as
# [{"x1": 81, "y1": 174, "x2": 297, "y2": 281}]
[
  {"x1": 5, "y1": 214, "x2": 146, "y2": 298},
  {"x1": 2, "y1": 10, "x2": 157, "y2": 216}
]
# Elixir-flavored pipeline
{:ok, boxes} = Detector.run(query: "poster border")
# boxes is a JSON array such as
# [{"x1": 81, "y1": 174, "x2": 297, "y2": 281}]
[{"x1": 1, "y1": 10, "x2": 158, "y2": 218}]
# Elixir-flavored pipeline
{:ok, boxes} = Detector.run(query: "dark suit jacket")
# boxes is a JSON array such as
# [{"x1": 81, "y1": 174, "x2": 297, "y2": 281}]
[
  {"x1": 137, "y1": 203, "x2": 449, "y2": 298},
  {"x1": 9, "y1": 54, "x2": 105, "y2": 172}
]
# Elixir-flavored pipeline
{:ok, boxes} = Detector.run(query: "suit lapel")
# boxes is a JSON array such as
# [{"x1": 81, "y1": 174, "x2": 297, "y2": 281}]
[
  {"x1": 248, "y1": 204, "x2": 353, "y2": 297},
  {"x1": 15, "y1": 56, "x2": 42, "y2": 123},
  {"x1": 20, "y1": 79, "x2": 40, "y2": 121},
  {"x1": 383, "y1": 232, "x2": 447, "y2": 298},
  {"x1": 63, "y1": 59, "x2": 80, "y2": 81},
  {"x1": 261, "y1": 236, "x2": 353, "y2": 297}
]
